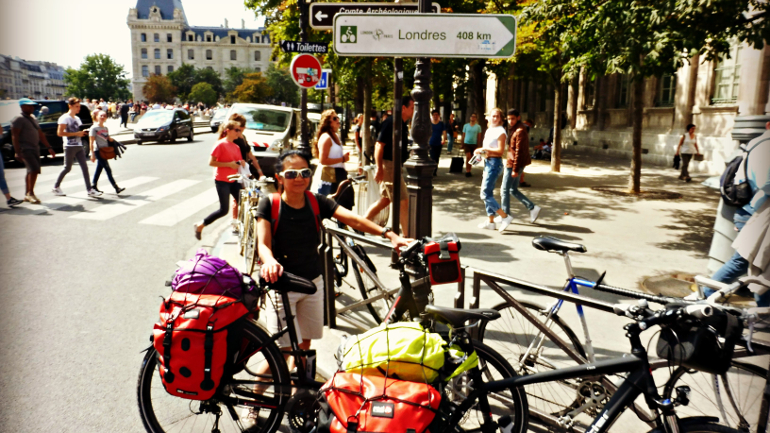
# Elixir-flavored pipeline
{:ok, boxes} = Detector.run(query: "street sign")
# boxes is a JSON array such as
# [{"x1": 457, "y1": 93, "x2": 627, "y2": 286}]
[
  {"x1": 333, "y1": 13, "x2": 517, "y2": 59},
  {"x1": 280, "y1": 40, "x2": 329, "y2": 54},
  {"x1": 315, "y1": 69, "x2": 332, "y2": 90},
  {"x1": 310, "y1": 2, "x2": 440, "y2": 30},
  {"x1": 290, "y1": 54, "x2": 323, "y2": 88}
]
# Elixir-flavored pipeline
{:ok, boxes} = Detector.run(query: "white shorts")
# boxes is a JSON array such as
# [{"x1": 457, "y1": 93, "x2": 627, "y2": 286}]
[{"x1": 262, "y1": 275, "x2": 325, "y2": 347}]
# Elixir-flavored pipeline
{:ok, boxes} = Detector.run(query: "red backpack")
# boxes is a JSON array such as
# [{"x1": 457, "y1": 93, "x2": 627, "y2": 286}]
[
  {"x1": 152, "y1": 292, "x2": 249, "y2": 400},
  {"x1": 270, "y1": 191, "x2": 321, "y2": 237}
]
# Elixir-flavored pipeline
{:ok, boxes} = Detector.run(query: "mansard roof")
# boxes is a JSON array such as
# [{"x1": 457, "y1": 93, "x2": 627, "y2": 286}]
[
  {"x1": 185, "y1": 26, "x2": 269, "y2": 42},
  {"x1": 135, "y1": 0, "x2": 187, "y2": 23}
]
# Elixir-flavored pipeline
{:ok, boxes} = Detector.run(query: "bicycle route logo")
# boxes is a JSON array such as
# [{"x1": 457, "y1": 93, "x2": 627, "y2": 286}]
[{"x1": 340, "y1": 26, "x2": 357, "y2": 43}]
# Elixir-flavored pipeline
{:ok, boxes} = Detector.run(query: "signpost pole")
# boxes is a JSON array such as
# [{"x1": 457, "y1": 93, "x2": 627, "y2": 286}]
[
  {"x1": 298, "y1": 0, "x2": 311, "y2": 153},
  {"x1": 391, "y1": 57, "x2": 403, "y2": 262},
  {"x1": 404, "y1": 0, "x2": 436, "y2": 239}
]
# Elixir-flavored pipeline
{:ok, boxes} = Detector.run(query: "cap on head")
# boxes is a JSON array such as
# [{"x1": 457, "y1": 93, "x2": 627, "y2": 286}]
[{"x1": 19, "y1": 98, "x2": 38, "y2": 106}]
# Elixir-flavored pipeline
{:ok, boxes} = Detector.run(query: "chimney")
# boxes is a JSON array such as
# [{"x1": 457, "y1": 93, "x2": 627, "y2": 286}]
[
  {"x1": 224, "y1": 18, "x2": 228, "y2": 28},
  {"x1": 242, "y1": 19, "x2": 245, "y2": 29}
]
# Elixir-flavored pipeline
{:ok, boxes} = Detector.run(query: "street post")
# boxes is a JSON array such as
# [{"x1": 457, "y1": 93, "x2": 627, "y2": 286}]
[
  {"x1": 392, "y1": 57, "x2": 403, "y2": 262},
  {"x1": 298, "y1": 0, "x2": 311, "y2": 153}
]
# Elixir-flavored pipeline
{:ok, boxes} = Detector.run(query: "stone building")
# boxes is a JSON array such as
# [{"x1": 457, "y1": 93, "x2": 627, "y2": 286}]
[
  {"x1": 488, "y1": 40, "x2": 767, "y2": 175},
  {"x1": 127, "y1": 0, "x2": 272, "y2": 102},
  {"x1": 0, "y1": 55, "x2": 67, "y2": 100}
]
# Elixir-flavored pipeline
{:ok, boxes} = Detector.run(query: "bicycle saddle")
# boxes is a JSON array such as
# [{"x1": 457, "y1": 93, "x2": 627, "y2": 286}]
[
  {"x1": 532, "y1": 237, "x2": 587, "y2": 254},
  {"x1": 260, "y1": 272, "x2": 317, "y2": 294},
  {"x1": 425, "y1": 305, "x2": 500, "y2": 328}
]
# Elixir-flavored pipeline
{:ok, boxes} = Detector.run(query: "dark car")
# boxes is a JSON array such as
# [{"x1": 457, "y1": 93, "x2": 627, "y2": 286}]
[
  {"x1": 209, "y1": 108, "x2": 227, "y2": 133},
  {"x1": 133, "y1": 108, "x2": 194, "y2": 144},
  {"x1": 2, "y1": 99, "x2": 92, "y2": 163}
]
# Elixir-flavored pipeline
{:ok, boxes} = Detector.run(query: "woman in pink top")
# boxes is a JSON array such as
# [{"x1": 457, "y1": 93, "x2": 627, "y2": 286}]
[{"x1": 194, "y1": 120, "x2": 245, "y2": 239}]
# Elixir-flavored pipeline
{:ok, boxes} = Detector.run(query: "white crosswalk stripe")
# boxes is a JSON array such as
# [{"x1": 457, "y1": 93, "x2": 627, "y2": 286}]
[
  {"x1": 6, "y1": 172, "x2": 59, "y2": 191},
  {"x1": 139, "y1": 189, "x2": 218, "y2": 226},
  {"x1": 70, "y1": 179, "x2": 199, "y2": 221},
  {"x1": 24, "y1": 176, "x2": 159, "y2": 211}
]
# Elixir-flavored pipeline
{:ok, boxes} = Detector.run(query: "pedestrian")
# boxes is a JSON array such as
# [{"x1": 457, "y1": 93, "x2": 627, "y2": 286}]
[
  {"x1": 461, "y1": 113, "x2": 482, "y2": 177},
  {"x1": 193, "y1": 120, "x2": 246, "y2": 240},
  {"x1": 364, "y1": 95, "x2": 413, "y2": 235},
  {"x1": 228, "y1": 112, "x2": 263, "y2": 232},
  {"x1": 120, "y1": 99, "x2": 131, "y2": 128},
  {"x1": 52, "y1": 97, "x2": 102, "y2": 198},
  {"x1": 446, "y1": 113, "x2": 460, "y2": 154},
  {"x1": 498, "y1": 109, "x2": 541, "y2": 231},
  {"x1": 11, "y1": 98, "x2": 55, "y2": 204},
  {"x1": 675, "y1": 123, "x2": 701, "y2": 182},
  {"x1": 473, "y1": 108, "x2": 508, "y2": 230},
  {"x1": 89, "y1": 110, "x2": 125, "y2": 194},
  {"x1": 0, "y1": 156, "x2": 23, "y2": 207},
  {"x1": 313, "y1": 109, "x2": 349, "y2": 195},
  {"x1": 351, "y1": 114, "x2": 364, "y2": 172},
  {"x1": 519, "y1": 119, "x2": 535, "y2": 187},
  {"x1": 428, "y1": 109, "x2": 446, "y2": 176}
]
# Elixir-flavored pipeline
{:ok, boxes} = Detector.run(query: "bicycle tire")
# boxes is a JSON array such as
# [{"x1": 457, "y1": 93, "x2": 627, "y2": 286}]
[
  {"x1": 351, "y1": 245, "x2": 391, "y2": 324},
  {"x1": 477, "y1": 300, "x2": 598, "y2": 422},
  {"x1": 137, "y1": 319, "x2": 290, "y2": 433},
  {"x1": 662, "y1": 361, "x2": 767, "y2": 433},
  {"x1": 244, "y1": 209, "x2": 258, "y2": 275},
  {"x1": 237, "y1": 190, "x2": 249, "y2": 254},
  {"x1": 645, "y1": 421, "x2": 745, "y2": 433},
  {"x1": 442, "y1": 340, "x2": 529, "y2": 433}
]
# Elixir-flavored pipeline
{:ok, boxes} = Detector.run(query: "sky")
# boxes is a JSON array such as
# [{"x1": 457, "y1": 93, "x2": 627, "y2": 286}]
[{"x1": 0, "y1": 0, "x2": 266, "y2": 78}]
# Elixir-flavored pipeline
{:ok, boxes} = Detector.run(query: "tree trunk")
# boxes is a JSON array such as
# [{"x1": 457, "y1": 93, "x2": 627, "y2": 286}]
[
  {"x1": 362, "y1": 69, "x2": 373, "y2": 164},
  {"x1": 355, "y1": 76, "x2": 364, "y2": 118},
  {"x1": 629, "y1": 76, "x2": 644, "y2": 193},
  {"x1": 442, "y1": 76, "x2": 452, "y2": 124},
  {"x1": 551, "y1": 78, "x2": 563, "y2": 172},
  {"x1": 471, "y1": 61, "x2": 487, "y2": 131},
  {"x1": 431, "y1": 63, "x2": 441, "y2": 112}
]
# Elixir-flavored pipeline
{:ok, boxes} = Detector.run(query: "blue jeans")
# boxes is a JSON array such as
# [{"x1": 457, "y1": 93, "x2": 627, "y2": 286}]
[
  {"x1": 480, "y1": 158, "x2": 503, "y2": 216},
  {"x1": 501, "y1": 167, "x2": 535, "y2": 214},
  {"x1": 447, "y1": 135, "x2": 454, "y2": 153},
  {"x1": 92, "y1": 152, "x2": 117, "y2": 189},
  {"x1": 706, "y1": 251, "x2": 770, "y2": 307},
  {"x1": 0, "y1": 156, "x2": 8, "y2": 195}
]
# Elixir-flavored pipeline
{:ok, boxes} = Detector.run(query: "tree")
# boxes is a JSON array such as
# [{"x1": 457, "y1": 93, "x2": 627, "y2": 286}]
[
  {"x1": 167, "y1": 63, "x2": 197, "y2": 101},
  {"x1": 264, "y1": 64, "x2": 299, "y2": 106},
  {"x1": 231, "y1": 72, "x2": 273, "y2": 103},
  {"x1": 223, "y1": 66, "x2": 254, "y2": 96},
  {"x1": 142, "y1": 75, "x2": 176, "y2": 104},
  {"x1": 193, "y1": 68, "x2": 224, "y2": 98},
  {"x1": 189, "y1": 82, "x2": 218, "y2": 107},
  {"x1": 65, "y1": 54, "x2": 131, "y2": 101}
]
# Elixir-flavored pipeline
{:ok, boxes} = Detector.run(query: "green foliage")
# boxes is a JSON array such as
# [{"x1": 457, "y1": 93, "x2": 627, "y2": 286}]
[
  {"x1": 194, "y1": 68, "x2": 224, "y2": 97},
  {"x1": 264, "y1": 64, "x2": 300, "y2": 106},
  {"x1": 231, "y1": 72, "x2": 273, "y2": 103},
  {"x1": 167, "y1": 63, "x2": 197, "y2": 101},
  {"x1": 223, "y1": 66, "x2": 255, "y2": 96},
  {"x1": 142, "y1": 75, "x2": 176, "y2": 104},
  {"x1": 64, "y1": 54, "x2": 131, "y2": 101},
  {"x1": 189, "y1": 82, "x2": 218, "y2": 106}
]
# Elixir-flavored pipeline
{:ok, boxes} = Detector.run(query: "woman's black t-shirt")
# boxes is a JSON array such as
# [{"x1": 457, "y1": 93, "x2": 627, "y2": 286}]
[
  {"x1": 255, "y1": 193, "x2": 339, "y2": 280},
  {"x1": 234, "y1": 137, "x2": 250, "y2": 160}
]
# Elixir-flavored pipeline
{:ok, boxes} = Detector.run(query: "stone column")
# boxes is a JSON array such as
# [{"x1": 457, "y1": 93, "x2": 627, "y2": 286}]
[
  {"x1": 673, "y1": 55, "x2": 699, "y2": 131},
  {"x1": 738, "y1": 44, "x2": 770, "y2": 115}
]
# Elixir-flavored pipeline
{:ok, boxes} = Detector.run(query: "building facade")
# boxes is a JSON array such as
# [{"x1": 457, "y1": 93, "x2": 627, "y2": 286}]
[
  {"x1": 488, "y1": 40, "x2": 768, "y2": 175},
  {"x1": 0, "y1": 55, "x2": 67, "y2": 100},
  {"x1": 127, "y1": 0, "x2": 272, "y2": 102}
]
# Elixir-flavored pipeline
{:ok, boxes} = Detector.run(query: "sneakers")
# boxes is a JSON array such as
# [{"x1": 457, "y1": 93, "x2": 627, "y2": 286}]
[
  {"x1": 87, "y1": 188, "x2": 103, "y2": 197},
  {"x1": 24, "y1": 194, "x2": 41, "y2": 204},
  {"x1": 477, "y1": 221, "x2": 496, "y2": 230},
  {"x1": 465, "y1": 172, "x2": 472, "y2": 178},
  {"x1": 498, "y1": 215, "x2": 514, "y2": 232},
  {"x1": 6, "y1": 197, "x2": 23, "y2": 207},
  {"x1": 92, "y1": 186, "x2": 103, "y2": 193},
  {"x1": 52, "y1": 187, "x2": 66, "y2": 196},
  {"x1": 231, "y1": 219, "x2": 240, "y2": 234},
  {"x1": 493, "y1": 215, "x2": 503, "y2": 224},
  {"x1": 115, "y1": 187, "x2": 126, "y2": 194},
  {"x1": 530, "y1": 205, "x2": 542, "y2": 224}
]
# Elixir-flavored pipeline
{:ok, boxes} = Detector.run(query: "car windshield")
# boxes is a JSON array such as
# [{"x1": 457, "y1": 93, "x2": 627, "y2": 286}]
[
  {"x1": 138, "y1": 110, "x2": 174, "y2": 125},
  {"x1": 231, "y1": 106, "x2": 291, "y2": 132},
  {"x1": 212, "y1": 109, "x2": 228, "y2": 121}
]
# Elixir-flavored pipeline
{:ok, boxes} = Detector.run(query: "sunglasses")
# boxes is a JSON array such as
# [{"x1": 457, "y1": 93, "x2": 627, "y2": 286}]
[
  {"x1": 333, "y1": 116, "x2": 340, "y2": 121},
  {"x1": 281, "y1": 168, "x2": 313, "y2": 179}
]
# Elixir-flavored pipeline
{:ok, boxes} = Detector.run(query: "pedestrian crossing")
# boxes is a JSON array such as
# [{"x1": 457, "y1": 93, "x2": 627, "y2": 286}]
[{"x1": 3, "y1": 175, "x2": 226, "y2": 228}]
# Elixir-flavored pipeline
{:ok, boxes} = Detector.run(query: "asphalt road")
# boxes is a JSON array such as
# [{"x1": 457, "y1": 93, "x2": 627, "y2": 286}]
[{"x1": 0, "y1": 132, "x2": 232, "y2": 432}]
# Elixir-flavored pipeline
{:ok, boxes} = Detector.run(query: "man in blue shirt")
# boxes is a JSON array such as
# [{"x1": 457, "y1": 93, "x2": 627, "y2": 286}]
[
  {"x1": 461, "y1": 113, "x2": 482, "y2": 177},
  {"x1": 429, "y1": 110, "x2": 446, "y2": 176}
]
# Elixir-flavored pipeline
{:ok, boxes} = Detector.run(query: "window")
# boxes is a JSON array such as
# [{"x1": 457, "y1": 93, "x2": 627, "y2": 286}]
[
  {"x1": 141, "y1": 33, "x2": 147, "y2": 42},
  {"x1": 206, "y1": 50, "x2": 212, "y2": 60},
  {"x1": 658, "y1": 74, "x2": 677, "y2": 107},
  {"x1": 617, "y1": 74, "x2": 630, "y2": 108},
  {"x1": 154, "y1": 33, "x2": 159, "y2": 42},
  {"x1": 155, "y1": 65, "x2": 161, "y2": 75},
  {"x1": 167, "y1": 49, "x2": 173, "y2": 59},
  {"x1": 254, "y1": 51, "x2": 261, "y2": 61},
  {"x1": 141, "y1": 48, "x2": 147, "y2": 59},
  {"x1": 154, "y1": 49, "x2": 160, "y2": 59},
  {"x1": 713, "y1": 44, "x2": 742, "y2": 104},
  {"x1": 168, "y1": 65, "x2": 174, "y2": 73},
  {"x1": 230, "y1": 50, "x2": 237, "y2": 60},
  {"x1": 142, "y1": 65, "x2": 149, "y2": 77},
  {"x1": 187, "y1": 34, "x2": 193, "y2": 42},
  {"x1": 167, "y1": 33, "x2": 172, "y2": 43},
  {"x1": 188, "y1": 49, "x2": 194, "y2": 60},
  {"x1": 206, "y1": 35, "x2": 212, "y2": 42},
  {"x1": 230, "y1": 35, "x2": 236, "y2": 44}
]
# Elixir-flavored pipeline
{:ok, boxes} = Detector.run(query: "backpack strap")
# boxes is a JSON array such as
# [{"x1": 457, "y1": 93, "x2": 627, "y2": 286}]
[
  {"x1": 162, "y1": 319, "x2": 176, "y2": 384},
  {"x1": 200, "y1": 323, "x2": 216, "y2": 391},
  {"x1": 270, "y1": 192, "x2": 281, "y2": 237},
  {"x1": 305, "y1": 190, "x2": 321, "y2": 233}
]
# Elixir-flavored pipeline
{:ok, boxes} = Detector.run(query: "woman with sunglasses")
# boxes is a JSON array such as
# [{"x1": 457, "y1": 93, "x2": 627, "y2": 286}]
[
  {"x1": 194, "y1": 120, "x2": 246, "y2": 239},
  {"x1": 256, "y1": 150, "x2": 409, "y2": 358},
  {"x1": 312, "y1": 109, "x2": 349, "y2": 195}
]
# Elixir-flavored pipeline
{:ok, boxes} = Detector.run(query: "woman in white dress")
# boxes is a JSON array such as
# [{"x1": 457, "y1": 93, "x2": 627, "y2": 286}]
[
  {"x1": 675, "y1": 123, "x2": 700, "y2": 182},
  {"x1": 312, "y1": 109, "x2": 349, "y2": 195}
]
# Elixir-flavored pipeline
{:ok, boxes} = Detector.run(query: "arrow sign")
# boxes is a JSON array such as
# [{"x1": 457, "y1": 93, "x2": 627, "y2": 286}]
[
  {"x1": 334, "y1": 13, "x2": 516, "y2": 58},
  {"x1": 310, "y1": 3, "x2": 440, "y2": 30},
  {"x1": 280, "y1": 40, "x2": 329, "y2": 54}
]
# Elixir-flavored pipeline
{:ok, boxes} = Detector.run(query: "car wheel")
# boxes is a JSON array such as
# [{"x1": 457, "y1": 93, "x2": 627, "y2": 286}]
[
  {"x1": 169, "y1": 131, "x2": 176, "y2": 143},
  {"x1": 187, "y1": 129, "x2": 194, "y2": 142},
  {"x1": 137, "y1": 140, "x2": 143, "y2": 146}
]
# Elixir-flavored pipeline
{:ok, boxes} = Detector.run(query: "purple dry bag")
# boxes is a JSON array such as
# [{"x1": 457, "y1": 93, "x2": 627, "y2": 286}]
[{"x1": 172, "y1": 249, "x2": 247, "y2": 298}]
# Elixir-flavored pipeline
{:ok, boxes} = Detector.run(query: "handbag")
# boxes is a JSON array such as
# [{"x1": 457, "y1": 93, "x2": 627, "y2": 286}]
[
  {"x1": 693, "y1": 153, "x2": 704, "y2": 162},
  {"x1": 672, "y1": 154, "x2": 680, "y2": 170},
  {"x1": 321, "y1": 166, "x2": 337, "y2": 183},
  {"x1": 99, "y1": 146, "x2": 116, "y2": 160}
]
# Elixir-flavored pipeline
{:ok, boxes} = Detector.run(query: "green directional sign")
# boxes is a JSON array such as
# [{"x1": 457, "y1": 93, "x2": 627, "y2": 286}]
[{"x1": 333, "y1": 13, "x2": 517, "y2": 58}]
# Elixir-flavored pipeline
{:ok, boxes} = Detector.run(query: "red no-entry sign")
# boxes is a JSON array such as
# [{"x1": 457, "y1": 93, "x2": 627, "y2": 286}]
[{"x1": 290, "y1": 54, "x2": 323, "y2": 88}]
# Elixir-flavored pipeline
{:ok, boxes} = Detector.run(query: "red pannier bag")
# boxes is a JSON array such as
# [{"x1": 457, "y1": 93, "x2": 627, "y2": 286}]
[
  {"x1": 318, "y1": 372, "x2": 441, "y2": 433},
  {"x1": 423, "y1": 234, "x2": 462, "y2": 285},
  {"x1": 152, "y1": 291, "x2": 249, "y2": 400}
]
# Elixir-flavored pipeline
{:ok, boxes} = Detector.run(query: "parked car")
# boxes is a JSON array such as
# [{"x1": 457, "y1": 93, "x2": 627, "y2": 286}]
[
  {"x1": 133, "y1": 108, "x2": 194, "y2": 144},
  {"x1": 2, "y1": 99, "x2": 92, "y2": 163},
  {"x1": 227, "y1": 103, "x2": 301, "y2": 176},
  {"x1": 209, "y1": 108, "x2": 228, "y2": 133}
]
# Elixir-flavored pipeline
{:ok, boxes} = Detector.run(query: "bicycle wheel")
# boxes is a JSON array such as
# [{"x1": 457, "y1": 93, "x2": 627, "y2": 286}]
[
  {"x1": 645, "y1": 421, "x2": 745, "y2": 433},
  {"x1": 662, "y1": 361, "x2": 767, "y2": 433},
  {"x1": 138, "y1": 320, "x2": 290, "y2": 433},
  {"x1": 237, "y1": 190, "x2": 249, "y2": 254},
  {"x1": 351, "y1": 245, "x2": 392, "y2": 324},
  {"x1": 442, "y1": 340, "x2": 528, "y2": 433},
  {"x1": 243, "y1": 209, "x2": 258, "y2": 275},
  {"x1": 477, "y1": 300, "x2": 593, "y2": 421}
]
